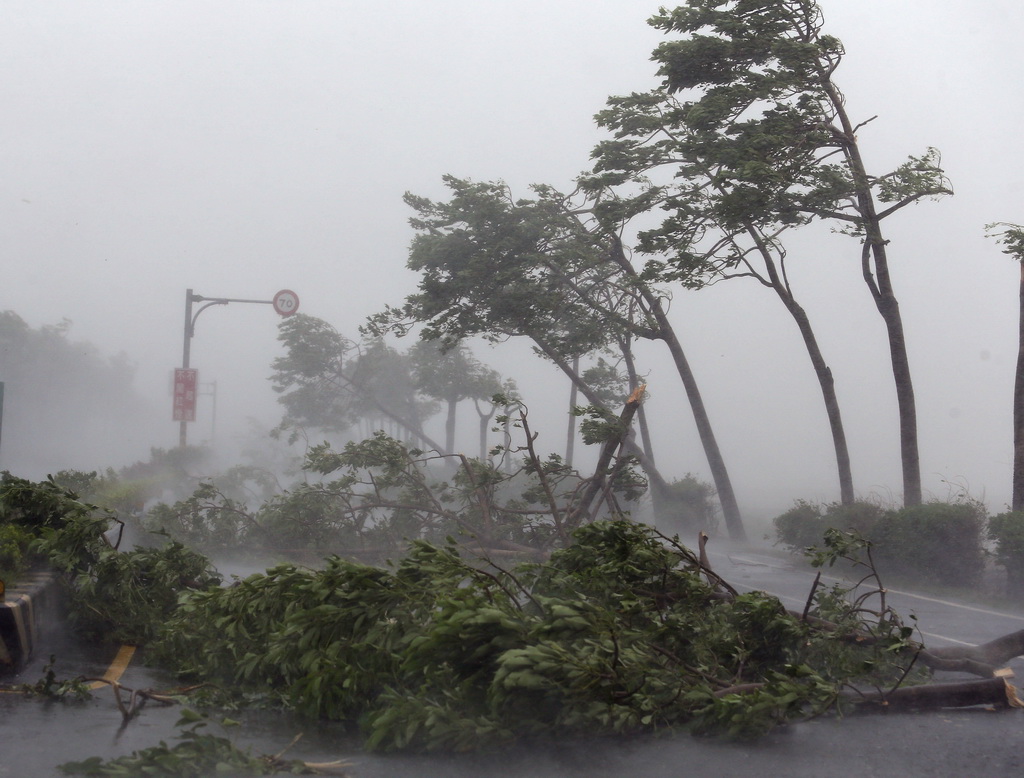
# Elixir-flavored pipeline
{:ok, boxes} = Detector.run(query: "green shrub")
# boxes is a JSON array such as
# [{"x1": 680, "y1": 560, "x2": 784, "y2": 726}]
[
  {"x1": 870, "y1": 502, "x2": 986, "y2": 587},
  {"x1": 773, "y1": 501, "x2": 825, "y2": 551},
  {"x1": 773, "y1": 501, "x2": 883, "y2": 552},
  {"x1": 823, "y1": 501, "x2": 884, "y2": 537},
  {"x1": 660, "y1": 474, "x2": 718, "y2": 533},
  {"x1": 987, "y1": 511, "x2": 1024, "y2": 593}
]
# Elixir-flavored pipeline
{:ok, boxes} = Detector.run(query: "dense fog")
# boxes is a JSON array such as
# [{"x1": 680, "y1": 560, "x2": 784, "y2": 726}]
[{"x1": 2, "y1": 1, "x2": 1023, "y2": 527}]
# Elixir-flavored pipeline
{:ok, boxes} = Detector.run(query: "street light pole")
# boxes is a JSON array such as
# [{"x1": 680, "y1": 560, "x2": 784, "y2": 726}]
[
  {"x1": 177, "y1": 288, "x2": 298, "y2": 447},
  {"x1": 179, "y1": 289, "x2": 194, "y2": 447}
]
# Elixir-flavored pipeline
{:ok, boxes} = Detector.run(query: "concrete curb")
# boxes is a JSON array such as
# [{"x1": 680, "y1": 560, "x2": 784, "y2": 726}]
[{"x1": 0, "y1": 571, "x2": 62, "y2": 671}]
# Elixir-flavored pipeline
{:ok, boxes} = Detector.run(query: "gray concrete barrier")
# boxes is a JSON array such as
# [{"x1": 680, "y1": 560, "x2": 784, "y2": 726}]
[{"x1": 0, "y1": 571, "x2": 62, "y2": 671}]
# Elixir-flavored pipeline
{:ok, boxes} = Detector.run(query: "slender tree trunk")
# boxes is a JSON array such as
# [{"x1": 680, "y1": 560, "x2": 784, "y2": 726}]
[
  {"x1": 566, "y1": 355, "x2": 579, "y2": 467},
  {"x1": 857, "y1": 226, "x2": 921, "y2": 506},
  {"x1": 742, "y1": 225, "x2": 855, "y2": 505},
  {"x1": 655, "y1": 320, "x2": 746, "y2": 541},
  {"x1": 471, "y1": 397, "x2": 499, "y2": 461},
  {"x1": 779, "y1": 296, "x2": 854, "y2": 504},
  {"x1": 1014, "y1": 262, "x2": 1024, "y2": 511},
  {"x1": 825, "y1": 80, "x2": 921, "y2": 507},
  {"x1": 445, "y1": 397, "x2": 458, "y2": 455},
  {"x1": 479, "y1": 410, "x2": 490, "y2": 462},
  {"x1": 885, "y1": 292, "x2": 921, "y2": 506},
  {"x1": 607, "y1": 239, "x2": 747, "y2": 540}
]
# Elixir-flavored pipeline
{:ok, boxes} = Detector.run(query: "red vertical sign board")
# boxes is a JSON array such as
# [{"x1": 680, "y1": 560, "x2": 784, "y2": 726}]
[{"x1": 172, "y1": 368, "x2": 198, "y2": 422}]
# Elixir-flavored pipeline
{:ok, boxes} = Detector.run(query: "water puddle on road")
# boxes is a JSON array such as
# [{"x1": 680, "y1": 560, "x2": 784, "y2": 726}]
[{"x1": 2, "y1": 625, "x2": 1024, "y2": 777}]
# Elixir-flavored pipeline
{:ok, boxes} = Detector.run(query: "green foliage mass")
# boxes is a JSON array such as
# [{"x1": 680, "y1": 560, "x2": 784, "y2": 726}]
[
  {"x1": 774, "y1": 500, "x2": 883, "y2": 552},
  {"x1": 5, "y1": 471, "x2": 923, "y2": 752},
  {"x1": 870, "y1": 502, "x2": 986, "y2": 587},
  {"x1": 0, "y1": 522, "x2": 36, "y2": 582},
  {"x1": 152, "y1": 520, "x2": 914, "y2": 751},
  {"x1": 665, "y1": 474, "x2": 719, "y2": 533},
  {"x1": 1, "y1": 474, "x2": 221, "y2": 645}
]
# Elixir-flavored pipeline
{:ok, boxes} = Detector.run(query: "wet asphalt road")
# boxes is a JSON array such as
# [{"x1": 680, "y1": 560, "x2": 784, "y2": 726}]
[{"x1": 3, "y1": 544, "x2": 1024, "y2": 777}]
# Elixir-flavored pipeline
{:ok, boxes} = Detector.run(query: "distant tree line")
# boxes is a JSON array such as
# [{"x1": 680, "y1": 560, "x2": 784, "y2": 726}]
[{"x1": 0, "y1": 311, "x2": 155, "y2": 476}]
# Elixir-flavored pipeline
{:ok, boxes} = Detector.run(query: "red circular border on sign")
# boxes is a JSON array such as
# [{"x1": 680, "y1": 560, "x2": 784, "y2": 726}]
[{"x1": 273, "y1": 289, "x2": 299, "y2": 316}]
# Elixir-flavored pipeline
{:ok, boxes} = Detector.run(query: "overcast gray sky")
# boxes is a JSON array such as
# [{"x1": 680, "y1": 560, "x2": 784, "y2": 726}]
[{"x1": 2, "y1": 1, "x2": 1022, "y2": 522}]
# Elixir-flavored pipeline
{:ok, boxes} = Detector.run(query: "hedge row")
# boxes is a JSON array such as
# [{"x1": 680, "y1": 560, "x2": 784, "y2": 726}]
[{"x1": 771, "y1": 500, "x2": 1024, "y2": 591}]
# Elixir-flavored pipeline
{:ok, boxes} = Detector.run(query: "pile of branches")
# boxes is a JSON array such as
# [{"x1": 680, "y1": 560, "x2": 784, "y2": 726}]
[
  {"x1": 150, "y1": 521, "x2": 1022, "y2": 752},
  {"x1": 5, "y1": 477, "x2": 1024, "y2": 754}
]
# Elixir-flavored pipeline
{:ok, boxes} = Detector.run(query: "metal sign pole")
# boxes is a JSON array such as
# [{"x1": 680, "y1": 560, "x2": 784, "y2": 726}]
[
  {"x1": 177, "y1": 289, "x2": 299, "y2": 448},
  {"x1": 179, "y1": 290, "x2": 194, "y2": 447}
]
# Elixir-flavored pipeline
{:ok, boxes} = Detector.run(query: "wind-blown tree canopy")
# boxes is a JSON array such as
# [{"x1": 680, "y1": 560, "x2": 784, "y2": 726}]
[
  {"x1": 410, "y1": 340, "x2": 504, "y2": 456},
  {"x1": 271, "y1": 312, "x2": 357, "y2": 434},
  {"x1": 348, "y1": 338, "x2": 441, "y2": 444},
  {"x1": 587, "y1": 0, "x2": 952, "y2": 506},
  {"x1": 370, "y1": 176, "x2": 747, "y2": 540},
  {"x1": 272, "y1": 314, "x2": 442, "y2": 451},
  {"x1": 384, "y1": 178, "x2": 615, "y2": 357}
]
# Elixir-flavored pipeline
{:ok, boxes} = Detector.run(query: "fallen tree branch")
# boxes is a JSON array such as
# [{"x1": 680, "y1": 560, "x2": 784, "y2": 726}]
[
  {"x1": 843, "y1": 676, "x2": 1023, "y2": 712},
  {"x1": 712, "y1": 676, "x2": 1024, "y2": 713},
  {"x1": 918, "y1": 629, "x2": 1024, "y2": 677}
]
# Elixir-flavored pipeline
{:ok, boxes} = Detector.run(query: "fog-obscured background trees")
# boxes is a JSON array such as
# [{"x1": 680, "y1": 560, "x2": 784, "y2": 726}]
[{"x1": 0, "y1": 311, "x2": 156, "y2": 475}]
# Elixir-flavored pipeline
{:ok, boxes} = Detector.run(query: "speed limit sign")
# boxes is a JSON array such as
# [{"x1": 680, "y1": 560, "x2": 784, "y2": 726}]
[{"x1": 272, "y1": 289, "x2": 299, "y2": 317}]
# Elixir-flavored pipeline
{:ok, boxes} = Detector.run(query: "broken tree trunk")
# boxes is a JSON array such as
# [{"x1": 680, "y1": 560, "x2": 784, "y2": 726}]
[
  {"x1": 567, "y1": 384, "x2": 645, "y2": 525},
  {"x1": 918, "y1": 629, "x2": 1024, "y2": 677},
  {"x1": 712, "y1": 675, "x2": 1023, "y2": 713},
  {"x1": 844, "y1": 675, "x2": 1023, "y2": 712}
]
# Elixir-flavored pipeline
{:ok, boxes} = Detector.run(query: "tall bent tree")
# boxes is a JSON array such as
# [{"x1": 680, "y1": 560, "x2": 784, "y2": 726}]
[
  {"x1": 987, "y1": 223, "x2": 1024, "y2": 511},
  {"x1": 586, "y1": 109, "x2": 856, "y2": 503},
  {"x1": 370, "y1": 176, "x2": 746, "y2": 539},
  {"x1": 592, "y1": 1, "x2": 952, "y2": 506}
]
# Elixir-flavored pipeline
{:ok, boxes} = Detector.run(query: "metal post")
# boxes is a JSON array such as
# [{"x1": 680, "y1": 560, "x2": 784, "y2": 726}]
[
  {"x1": 179, "y1": 289, "x2": 194, "y2": 447},
  {"x1": 210, "y1": 380, "x2": 217, "y2": 443},
  {"x1": 176, "y1": 288, "x2": 297, "y2": 448}
]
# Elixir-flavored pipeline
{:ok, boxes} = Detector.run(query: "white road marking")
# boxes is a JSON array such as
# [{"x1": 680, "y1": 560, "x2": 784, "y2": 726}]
[
  {"x1": 716, "y1": 551, "x2": 1024, "y2": 624},
  {"x1": 737, "y1": 584, "x2": 980, "y2": 648}
]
